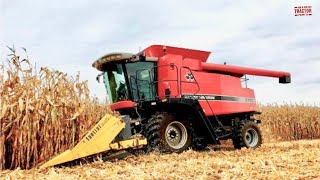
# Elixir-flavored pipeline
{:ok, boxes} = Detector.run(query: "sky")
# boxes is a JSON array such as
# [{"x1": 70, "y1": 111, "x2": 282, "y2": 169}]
[{"x1": 1, "y1": 0, "x2": 319, "y2": 105}]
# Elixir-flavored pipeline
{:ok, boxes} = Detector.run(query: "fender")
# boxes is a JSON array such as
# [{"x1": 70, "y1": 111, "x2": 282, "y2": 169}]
[{"x1": 110, "y1": 101, "x2": 135, "y2": 111}]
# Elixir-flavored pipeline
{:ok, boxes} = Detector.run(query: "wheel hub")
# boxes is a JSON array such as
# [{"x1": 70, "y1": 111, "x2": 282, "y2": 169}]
[
  {"x1": 165, "y1": 121, "x2": 188, "y2": 149},
  {"x1": 168, "y1": 128, "x2": 179, "y2": 141},
  {"x1": 245, "y1": 128, "x2": 259, "y2": 147}
]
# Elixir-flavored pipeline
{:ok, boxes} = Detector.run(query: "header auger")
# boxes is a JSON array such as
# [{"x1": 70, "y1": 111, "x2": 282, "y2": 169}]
[{"x1": 41, "y1": 45, "x2": 290, "y2": 168}]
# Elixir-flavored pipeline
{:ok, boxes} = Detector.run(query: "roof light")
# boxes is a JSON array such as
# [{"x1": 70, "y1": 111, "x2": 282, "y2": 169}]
[{"x1": 103, "y1": 54, "x2": 123, "y2": 61}]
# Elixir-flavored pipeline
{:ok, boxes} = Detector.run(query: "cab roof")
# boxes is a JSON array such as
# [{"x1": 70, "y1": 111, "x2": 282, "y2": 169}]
[
  {"x1": 92, "y1": 52, "x2": 134, "y2": 71},
  {"x1": 92, "y1": 45, "x2": 211, "y2": 71}
]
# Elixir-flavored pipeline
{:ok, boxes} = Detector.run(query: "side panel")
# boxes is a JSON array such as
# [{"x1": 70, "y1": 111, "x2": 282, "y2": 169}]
[
  {"x1": 181, "y1": 69, "x2": 256, "y2": 116},
  {"x1": 157, "y1": 54, "x2": 182, "y2": 98},
  {"x1": 198, "y1": 100, "x2": 256, "y2": 116},
  {"x1": 157, "y1": 55, "x2": 257, "y2": 116}
]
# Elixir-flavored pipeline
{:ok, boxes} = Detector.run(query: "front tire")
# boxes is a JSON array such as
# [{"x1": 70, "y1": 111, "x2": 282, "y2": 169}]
[
  {"x1": 232, "y1": 121, "x2": 262, "y2": 149},
  {"x1": 145, "y1": 112, "x2": 192, "y2": 153}
]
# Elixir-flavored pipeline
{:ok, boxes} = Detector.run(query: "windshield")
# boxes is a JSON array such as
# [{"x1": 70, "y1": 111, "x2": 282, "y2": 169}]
[{"x1": 103, "y1": 64, "x2": 127, "y2": 103}]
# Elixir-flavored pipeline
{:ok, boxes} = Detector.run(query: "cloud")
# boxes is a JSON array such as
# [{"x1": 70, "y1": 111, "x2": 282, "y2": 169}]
[{"x1": 1, "y1": 0, "x2": 319, "y2": 104}]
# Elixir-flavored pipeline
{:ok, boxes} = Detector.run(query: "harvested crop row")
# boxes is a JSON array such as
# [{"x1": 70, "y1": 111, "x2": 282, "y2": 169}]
[{"x1": 1, "y1": 140, "x2": 320, "y2": 179}]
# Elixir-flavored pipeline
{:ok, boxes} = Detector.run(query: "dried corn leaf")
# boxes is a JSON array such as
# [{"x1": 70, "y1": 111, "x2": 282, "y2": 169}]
[{"x1": 0, "y1": 49, "x2": 108, "y2": 170}]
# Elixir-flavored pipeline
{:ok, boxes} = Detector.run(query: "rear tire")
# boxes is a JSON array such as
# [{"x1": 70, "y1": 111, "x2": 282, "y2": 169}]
[
  {"x1": 145, "y1": 112, "x2": 192, "y2": 153},
  {"x1": 232, "y1": 121, "x2": 262, "y2": 149}
]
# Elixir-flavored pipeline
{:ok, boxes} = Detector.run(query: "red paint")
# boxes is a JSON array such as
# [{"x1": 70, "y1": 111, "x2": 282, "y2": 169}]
[
  {"x1": 199, "y1": 101, "x2": 255, "y2": 116},
  {"x1": 108, "y1": 45, "x2": 290, "y2": 116},
  {"x1": 110, "y1": 101, "x2": 135, "y2": 111},
  {"x1": 154, "y1": 45, "x2": 290, "y2": 116},
  {"x1": 143, "y1": 45, "x2": 211, "y2": 62},
  {"x1": 201, "y1": 62, "x2": 290, "y2": 78}
]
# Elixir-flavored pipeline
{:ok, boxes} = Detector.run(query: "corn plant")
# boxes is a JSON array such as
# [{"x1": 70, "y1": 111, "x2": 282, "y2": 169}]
[{"x1": 0, "y1": 47, "x2": 107, "y2": 169}]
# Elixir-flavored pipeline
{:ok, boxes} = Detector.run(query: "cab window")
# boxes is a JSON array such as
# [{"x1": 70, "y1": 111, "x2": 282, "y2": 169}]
[{"x1": 126, "y1": 62, "x2": 155, "y2": 101}]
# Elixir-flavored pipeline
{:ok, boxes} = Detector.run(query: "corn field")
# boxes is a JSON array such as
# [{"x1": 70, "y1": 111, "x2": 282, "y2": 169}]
[
  {"x1": 0, "y1": 49, "x2": 319, "y2": 170},
  {"x1": 258, "y1": 104, "x2": 320, "y2": 141},
  {"x1": 0, "y1": 48, "x2": 107, "y2": 169}
]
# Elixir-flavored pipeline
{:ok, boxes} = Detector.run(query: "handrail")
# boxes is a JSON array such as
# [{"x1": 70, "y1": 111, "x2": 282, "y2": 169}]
[
  {"x1": 179, "y1": 66, "x2": 200, "y2": 95},
  {"x1": 179, "y1": 66, "x2": 219, "y2": 142}
]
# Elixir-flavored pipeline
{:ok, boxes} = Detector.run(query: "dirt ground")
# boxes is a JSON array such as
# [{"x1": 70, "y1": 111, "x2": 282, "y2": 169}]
[{"x1": 1, "y1": 140, "x2": 320, "y2": 180}]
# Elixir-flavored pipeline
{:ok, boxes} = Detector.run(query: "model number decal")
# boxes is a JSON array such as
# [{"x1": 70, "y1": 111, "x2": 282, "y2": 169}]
[
  {"x1": 184, "y1": 95, "x2": 216, "y2": 100},
  {"x1": 182, "y1": 94, "x2": 255, "y2": 103}
]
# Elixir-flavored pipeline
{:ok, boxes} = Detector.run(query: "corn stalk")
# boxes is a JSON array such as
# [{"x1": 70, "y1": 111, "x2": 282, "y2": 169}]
[{"x1": 0, "y1": 47, "x2": 107, "y2": 169}]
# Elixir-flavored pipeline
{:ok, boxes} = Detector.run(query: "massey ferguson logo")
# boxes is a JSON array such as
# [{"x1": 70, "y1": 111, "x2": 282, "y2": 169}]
[{"x1": 185, "y1": 73, "x2": 194, "y2": 81}]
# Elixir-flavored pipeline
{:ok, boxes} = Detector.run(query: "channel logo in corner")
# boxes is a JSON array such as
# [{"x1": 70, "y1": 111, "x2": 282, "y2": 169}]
[{"x1": 294, "y1": 6, "x2": 312, "y2": 16}]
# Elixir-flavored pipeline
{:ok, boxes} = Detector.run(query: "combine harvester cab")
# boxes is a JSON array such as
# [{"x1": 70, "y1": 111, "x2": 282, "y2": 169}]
[{"x1": 41, "y1": 45, "x2": 290, "y2": 168}]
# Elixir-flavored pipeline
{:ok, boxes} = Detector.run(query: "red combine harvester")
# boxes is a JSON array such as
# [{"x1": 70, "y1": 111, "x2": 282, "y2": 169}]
[
  {"x1": 94, "y1": 45, "x2": 290, "y2": 150},
  {"x1": 41, "y1": 45, "x2": 291, "y2": 168}
]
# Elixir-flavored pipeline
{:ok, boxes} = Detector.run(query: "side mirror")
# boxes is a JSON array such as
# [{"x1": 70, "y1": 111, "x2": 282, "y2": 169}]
[{"x1": 96, "y1": 73, "x2": 103, "y2": 83}]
